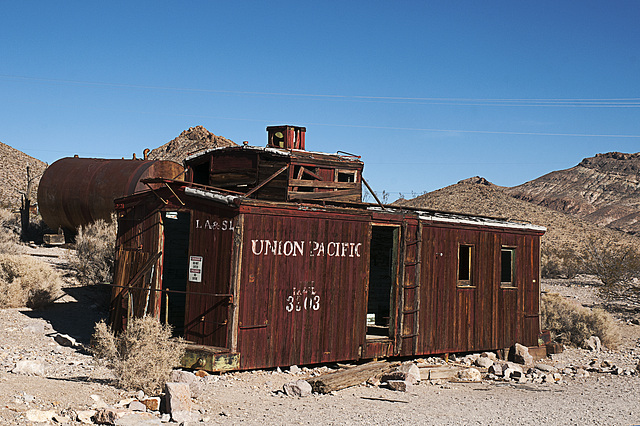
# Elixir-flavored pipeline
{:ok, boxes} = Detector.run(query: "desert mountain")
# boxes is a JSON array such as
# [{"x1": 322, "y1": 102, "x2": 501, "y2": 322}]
[
  {"x1": 147, "y1": 125, "x2": 237, "y2": 164},
  {"x1": 394, "y1": 177, "x2": 638, "y2": 251},
  {"x1": 507, "y1": 152, "x2": 640, "y2": 235},
  {"x1": 0, "y1": 141, "x2": 47, "y2": 208}
]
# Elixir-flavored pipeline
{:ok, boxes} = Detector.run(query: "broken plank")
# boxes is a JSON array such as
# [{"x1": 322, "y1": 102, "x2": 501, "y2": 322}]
[
  {"x1": 307, "y1": 361, "x2": 399, "y2": 394},
  {"x1": 419, "y1": 365, "x2": 462, "y2": 380}
]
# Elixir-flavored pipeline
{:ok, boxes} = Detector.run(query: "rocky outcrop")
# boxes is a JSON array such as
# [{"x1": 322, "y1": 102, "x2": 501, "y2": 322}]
[
  {"x1": 147, "y1": 125, "x2": 236, "y2": 164},
  {"x1": 394, "y1": 177, "x2": 638, "y2": 253},
  {"x1": 507, "y1": 152, "x2": 640, "y2": 235},
  {"x1": 0, "y1": 141, "x2": 47, "y2": 208}
]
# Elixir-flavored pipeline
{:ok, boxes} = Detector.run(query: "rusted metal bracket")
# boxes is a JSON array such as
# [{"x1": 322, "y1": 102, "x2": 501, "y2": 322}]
[
  {"x1": 163, "y1": 182, "x2": 185, "y2": 206},
  {"x1": 243, "y1": 164, "x2": 289, "y2": 198},
  {"x1": 144, "y1": 182, "x2": 168, "y2": 204},
  {"x1": 106, "y1": 283, "x2": 233, "y2": 302},
  {"x1": 238, "y1": 323, "x2": 268, "y2": 329}
]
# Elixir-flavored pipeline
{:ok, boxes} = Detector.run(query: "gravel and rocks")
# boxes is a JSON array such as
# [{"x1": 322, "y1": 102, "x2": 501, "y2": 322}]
[{"x1": 1, "y1": 251, "x2": 640, "y2": 424}]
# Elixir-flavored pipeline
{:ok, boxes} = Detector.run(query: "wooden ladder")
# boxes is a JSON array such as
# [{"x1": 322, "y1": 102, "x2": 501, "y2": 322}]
[{"x1": 399, "y1": 220, "x2": 422, "y2": 355}]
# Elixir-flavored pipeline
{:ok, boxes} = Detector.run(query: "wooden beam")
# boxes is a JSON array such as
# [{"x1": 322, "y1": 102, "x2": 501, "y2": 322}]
[
  {"x1": 307, "y1": 361, "x2": 399, "y2": 394},
  {"x1": 288, "y1": 188, "x2": 361, "y2": 200},
  {"x1": 361, "y1": 176, "x2": 385, "y2": 209},
  {"x1": 289, "y1": 179, "x2": 359, "y2": 189},
  {"x1": 244, "y1": 164, "x2": 289, "y2": 198}
]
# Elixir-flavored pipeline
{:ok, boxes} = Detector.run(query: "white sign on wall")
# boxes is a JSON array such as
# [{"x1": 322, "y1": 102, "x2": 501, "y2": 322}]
[{"x1": 189, "y1": 256, "x2": 203, "y2": 282}]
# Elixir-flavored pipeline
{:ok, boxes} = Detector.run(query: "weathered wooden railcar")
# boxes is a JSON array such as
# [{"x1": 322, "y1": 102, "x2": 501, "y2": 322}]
[{"x1": 110, "y1": 126, "x2": 545, "y2": 371}]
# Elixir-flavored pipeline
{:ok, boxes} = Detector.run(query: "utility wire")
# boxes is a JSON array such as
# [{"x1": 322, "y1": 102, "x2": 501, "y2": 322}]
[{"x1": 1, "y1": 74, "x2": 640, "y2": 107}]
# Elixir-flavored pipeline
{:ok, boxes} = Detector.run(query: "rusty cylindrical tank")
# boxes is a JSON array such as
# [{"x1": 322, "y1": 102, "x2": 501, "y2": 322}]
[{"x1": 37, "y1": 157, "x2": 184, "y2": 232}]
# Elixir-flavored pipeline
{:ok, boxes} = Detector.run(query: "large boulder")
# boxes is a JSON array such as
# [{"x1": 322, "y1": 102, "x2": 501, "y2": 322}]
[{"x1": 512, "y1": 343, "x2": 533, "y2": 365}]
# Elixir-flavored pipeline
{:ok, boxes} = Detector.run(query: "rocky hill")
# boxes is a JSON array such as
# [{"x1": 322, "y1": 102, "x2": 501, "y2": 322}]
[
  {"x1": 147, "y1": 125, "x2": 236, "y2": 163},
  {"x1": 394, "y1": 177, "x2": 638, "y2": 251},
  {"x1": 0, "y1": 141, "x2": 47, "y2": 208},
  {"x1": 507, "y1": 152, "x2": 640, "y2": 235}
]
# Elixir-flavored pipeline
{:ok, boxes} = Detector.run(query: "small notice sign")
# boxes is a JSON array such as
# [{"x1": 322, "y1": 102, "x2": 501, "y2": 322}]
[{"x1": 189, "y1": 256, "x2": 203, "y2": 282}]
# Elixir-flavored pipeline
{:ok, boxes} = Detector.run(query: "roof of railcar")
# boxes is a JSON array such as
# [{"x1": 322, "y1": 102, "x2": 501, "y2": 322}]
[
  {"x1": 181, "y1": 186, "x2": 546, "y2": 233},
  {"x1": 184, "y1": 145, "x2": 364, "y2": 166},
  {"x1": 117, "y1": 180, "x2": 545, "y2": 234}
]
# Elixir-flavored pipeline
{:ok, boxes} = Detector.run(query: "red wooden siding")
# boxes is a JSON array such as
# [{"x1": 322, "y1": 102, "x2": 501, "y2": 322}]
[
  {"x1": 416, "y1": 223, "x2": 541, "y2": 357},
  {"x1": 236, "y1": 208, "x2": 370, "y2": 370},
  {"x1": 183, "y1": 207, "x2": 236, "y2": 347}
]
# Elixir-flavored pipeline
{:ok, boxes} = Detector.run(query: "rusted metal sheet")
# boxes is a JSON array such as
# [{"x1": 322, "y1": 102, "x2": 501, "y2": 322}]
[
  {"x1": 181, "y1": 344, "x2": 239, "y2": 371},
  {"x1": 38, "y1": 157, "x2": 183, "y2": 232}
]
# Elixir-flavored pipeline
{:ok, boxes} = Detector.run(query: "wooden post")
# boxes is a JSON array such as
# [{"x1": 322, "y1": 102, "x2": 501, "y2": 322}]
[{"x1": 19, "y1": 166, "x2": 32, "y2": 242}]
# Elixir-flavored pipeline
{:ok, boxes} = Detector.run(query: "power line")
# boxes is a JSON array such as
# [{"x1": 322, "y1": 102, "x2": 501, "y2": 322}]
[
  {"x1": 2, "y1": 74, "x2": 640, "y2": 107},
  {"x1": 306, "y1": 122, "x2": 640, "y2": 138}
]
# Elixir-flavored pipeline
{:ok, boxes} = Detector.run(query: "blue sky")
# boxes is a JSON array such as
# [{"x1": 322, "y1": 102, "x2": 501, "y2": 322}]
[{"x1": 2, "y1": 1, "x2": 639, "y2": 199}]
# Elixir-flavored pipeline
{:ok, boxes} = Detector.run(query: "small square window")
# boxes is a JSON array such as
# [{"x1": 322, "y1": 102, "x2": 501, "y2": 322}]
[
  {"x1": 457, "y1": 244, "x2": 473, "y2": 286},
  {"x1": 336, "y1": 169, "x2": 357, "y2": 183},
  {"x1": 501, "y1": 247, "x2": 516, "y2": 287}
]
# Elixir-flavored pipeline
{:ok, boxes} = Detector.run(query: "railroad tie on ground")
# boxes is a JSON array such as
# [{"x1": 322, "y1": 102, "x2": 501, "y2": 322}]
[{"x1": 307, "y1": 361, "x2": 400, "y2": 394}]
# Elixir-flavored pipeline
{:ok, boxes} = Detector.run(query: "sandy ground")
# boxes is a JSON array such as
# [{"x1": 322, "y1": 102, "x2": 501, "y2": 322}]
[{"x1": 1, "y1": 247, "x2": 640, "y2": 425}]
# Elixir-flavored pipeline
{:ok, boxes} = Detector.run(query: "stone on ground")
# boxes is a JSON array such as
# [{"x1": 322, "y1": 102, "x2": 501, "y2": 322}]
[
  {"x1": 12, "y1": 360, "x2": 45, "y2": 376},
  {"x1": 283, "y1": 379, "x2": 312, "y2": 397},
  {"x1": 141, "y1": 397, "x2": 161, "y2": 412},
  {"x1": 513, "y1": 343, "x2": 533, "y2": 365},
  {"x1": 584, "y1": 335, "x2": 602, "y2": 351},
  {"x1": 53, "y1": 333, "x2": 79, "y2": 347},
  {"x1": 475, "y1": 356, "x2": 493, "y2": 368},
  {"x1": 458, "y1": 368, "x2": 481, "y2": 381},
  {"x1": 386, "y1": 380, "x2": 408, "y2": 392},
  {"x1": 26, "y1": 409, "x2": 56, "y2": 423},
  {"x1": 171, "y1": 370, "x2": 204, "y2": 398},
  {"x1": 382, "y1": 362, "x2": 420, "y2": 385},
  {"x1": 165, "y1": 382, "x2": 193, "y2": 421}
]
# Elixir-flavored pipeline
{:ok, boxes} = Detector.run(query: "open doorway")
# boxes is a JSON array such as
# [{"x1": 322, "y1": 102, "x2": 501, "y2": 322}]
[
  {"x1": 160, "y1": 211, "x2": 190, "y2": 336},
  {"x1": 366, "y1": 225, "x2": 398, "y2": 339}
]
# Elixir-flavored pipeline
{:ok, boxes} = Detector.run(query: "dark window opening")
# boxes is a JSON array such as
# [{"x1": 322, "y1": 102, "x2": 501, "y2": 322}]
[
  {"x1": 191, "y1": 162, "x2": 210, "y2": 186},
  {"x1": 161, "y1": 211, "x2": 190, "y2": 336},
  {"x1": 458, "y1": 244, "x2": 473, "y2": 286},
  {"x1": 501, "y1": 247, "x2": 516, "y2": 287},
  {"x1": 292, "y1": 165, "x2": 318, "y2": 192},
  {"x1": 337, "y1": 170, "x2": 357, "y2": 183},
  {"x1": 367, "y1": 226, "x2": 397, "y2": 339}
]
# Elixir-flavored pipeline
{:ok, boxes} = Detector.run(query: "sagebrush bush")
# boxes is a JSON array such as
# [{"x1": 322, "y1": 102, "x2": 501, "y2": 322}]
[
  {"x1": 92, "y1": 316, "x2": 185, "y2": 394},
  {"x1": 71, "y1": 217, "x2": 117, "y2": 285},
  {"x1": 0, "y1": 208, "x2": 19, "y2": 253},
  {"x1": 0, "y1": 254, "x2": 62, "y2": 309},
  {"x1": 541, "y1": 293, "x2": 620, "y2": 349}
]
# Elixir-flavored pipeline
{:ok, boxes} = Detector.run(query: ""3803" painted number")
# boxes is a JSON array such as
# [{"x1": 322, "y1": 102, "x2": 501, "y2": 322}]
[{"x1": 286, "y1": 285, "x2": 320, "y2": 312}]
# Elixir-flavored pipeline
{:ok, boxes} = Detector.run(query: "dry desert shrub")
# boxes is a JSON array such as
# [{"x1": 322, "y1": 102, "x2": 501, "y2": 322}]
[
  {"x1": 0, "y1": 208, "x2": 19, "y2": 253},
  {"x1": 71, "y1": 217, "x2": 117, "y2": 285},
  {"x1": 580, "y1": 237, "x2": 640, "y2": 301},
  {"x1": 92, "y1": 316, "x2": 185, "y2": 394},
  {"x1": 541, "y1": 244, "x2": 582, "y2": 279},
  {"x1": 541, "y1": 292, "x2": 620, "y2": 349},
  {"x1": 0, "y1": 254, "x2": 62, "y2": 309}
]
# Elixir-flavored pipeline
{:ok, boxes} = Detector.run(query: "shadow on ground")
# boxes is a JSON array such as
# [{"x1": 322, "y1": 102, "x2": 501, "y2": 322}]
[{"x1": 21, "y1": 285, "x2": 111, "y2": 345}]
